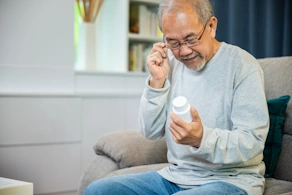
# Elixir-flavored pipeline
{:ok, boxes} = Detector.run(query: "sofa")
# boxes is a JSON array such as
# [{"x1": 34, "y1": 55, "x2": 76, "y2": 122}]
[{"x1": 78, "y1": 56, "x2": 292, "y2": 195}]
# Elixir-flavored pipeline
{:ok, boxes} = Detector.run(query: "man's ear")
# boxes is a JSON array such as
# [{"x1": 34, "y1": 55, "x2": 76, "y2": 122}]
[{"x1": 208, "y1": 16, "x2": 218, "y2": 38}]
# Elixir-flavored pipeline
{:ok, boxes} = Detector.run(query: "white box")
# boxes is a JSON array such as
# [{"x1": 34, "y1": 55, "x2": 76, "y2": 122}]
[{"x1": 0, "y1": 177, "x2": 33, "y2": 195}]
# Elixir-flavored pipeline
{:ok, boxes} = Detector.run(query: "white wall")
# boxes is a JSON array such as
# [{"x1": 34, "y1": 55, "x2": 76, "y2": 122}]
[
  {"x1": 0, "y1": 0, "x2": 74, "y2": 93},
  {"x1": 0, "y1": 0, "x2": 147, "y2": 194}
]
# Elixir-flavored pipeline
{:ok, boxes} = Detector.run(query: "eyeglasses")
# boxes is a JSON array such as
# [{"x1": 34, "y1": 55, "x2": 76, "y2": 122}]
[{"x1": 164, "y1": 24, "x2": 207, "y2": 50}]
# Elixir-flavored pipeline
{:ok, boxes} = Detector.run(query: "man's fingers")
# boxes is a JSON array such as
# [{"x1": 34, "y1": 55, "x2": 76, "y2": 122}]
[
  {"x1": 169, "y1": 125, "x2": 181, "y2": 143},
  {"x1": 147, "y1": 52, "x2": 163, "y2": 66},
  {"x1": 170, "y1": 112, "x2": 186, "y2": 126},
  {"x1": 191, "y1": 107, "x2": 200, "y2": 122},
  {"x1": 150, "y1": 42, "x2": 167, "y2": 57}
]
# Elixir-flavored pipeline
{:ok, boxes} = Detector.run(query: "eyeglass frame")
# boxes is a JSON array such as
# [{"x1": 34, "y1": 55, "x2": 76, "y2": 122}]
[{"x1": 163, "y1": 20, "x2": 209, "y2": 50}]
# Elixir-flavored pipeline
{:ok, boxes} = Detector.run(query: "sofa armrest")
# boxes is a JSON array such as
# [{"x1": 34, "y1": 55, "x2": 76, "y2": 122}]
[
  {"x1": 264, "y1": 178, "x2": 292, "y2": 195},
  {"x1": 94, "y1": 130, "x2": 168, "y2": 169},
  {"x1": 78, "y1": 155, "x2": 119, "y2": 195}
]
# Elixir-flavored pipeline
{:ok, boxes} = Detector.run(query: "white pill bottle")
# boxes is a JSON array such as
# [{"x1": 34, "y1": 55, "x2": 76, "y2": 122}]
[{"x1": 172, "y1": 96, "x2": 192, "y2": 123}]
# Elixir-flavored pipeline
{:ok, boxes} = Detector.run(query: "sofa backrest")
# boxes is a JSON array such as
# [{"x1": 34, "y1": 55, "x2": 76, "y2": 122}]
[
  {"x1": 258, "y1": 56, "x2": 292, "y2": 182},
  {"x1": 258, "y1": 56, "x2": 292, "y2": 135}
]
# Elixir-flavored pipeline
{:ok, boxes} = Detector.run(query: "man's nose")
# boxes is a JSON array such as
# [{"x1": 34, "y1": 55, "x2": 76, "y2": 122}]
[{"x1": 179, "y1": 44, "x2": 193, "y2": 56}]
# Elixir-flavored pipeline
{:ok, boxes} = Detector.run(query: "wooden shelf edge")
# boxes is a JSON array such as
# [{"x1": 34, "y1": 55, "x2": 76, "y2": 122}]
[
  {"x1": 130, "y1": 0, "x2": 159, "y2": 6},
  {"x1": 128, "y1": 33, "x2": 163, "y2": 43}
]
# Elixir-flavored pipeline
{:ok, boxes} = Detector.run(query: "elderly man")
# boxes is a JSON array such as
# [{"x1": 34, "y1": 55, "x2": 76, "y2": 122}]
[{"x1": 85, "y1": 0, "x2": 269, "y2": 194}]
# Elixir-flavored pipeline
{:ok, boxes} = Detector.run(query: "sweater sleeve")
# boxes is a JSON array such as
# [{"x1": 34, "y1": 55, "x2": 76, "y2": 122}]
[
  {"x1": 190, "y1": 70, "x2": 269, "y2": 165},
  {"x1": 138, "y1": 75, "x2": 171, "y2": 140}
]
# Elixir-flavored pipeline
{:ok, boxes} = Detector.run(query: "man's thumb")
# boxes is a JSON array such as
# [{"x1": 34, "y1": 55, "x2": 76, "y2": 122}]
[{"x1": 191, "y1": 107, "x2": 200, "y2": 122}]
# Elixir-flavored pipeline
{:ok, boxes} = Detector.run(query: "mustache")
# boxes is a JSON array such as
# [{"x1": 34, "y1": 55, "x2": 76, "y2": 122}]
[{"x1": 180, "y1": 52, "x2": 201, "y2": 60}]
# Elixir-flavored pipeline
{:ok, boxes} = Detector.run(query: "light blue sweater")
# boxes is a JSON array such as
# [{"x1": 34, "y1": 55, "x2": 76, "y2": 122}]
[{"x1": 138, "y1": 42, "x2": 269, "y2": 195}]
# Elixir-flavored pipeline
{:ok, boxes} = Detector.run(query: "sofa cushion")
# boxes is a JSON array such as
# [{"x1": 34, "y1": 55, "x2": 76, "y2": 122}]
[
  {"x1": 264, "y1": 95, "x2": 290, "y2": 178},
  {"x1": 94, "y1": 131, "x2": 167, "y2": 169},
  {"x1": 264, "y1": 178, "x2": 292, "y2": 195},
  {"x1": 274, "y1": 134, "x2": 292, "y2": 182},
  {"x1": 105, "y1": 163, "x2": 169, "y2": 178}
]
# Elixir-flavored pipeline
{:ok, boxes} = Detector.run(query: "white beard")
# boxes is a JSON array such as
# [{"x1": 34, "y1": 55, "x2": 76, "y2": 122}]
[{"x1": 187, "y1": 57, "x2": 206, "y2": 71}]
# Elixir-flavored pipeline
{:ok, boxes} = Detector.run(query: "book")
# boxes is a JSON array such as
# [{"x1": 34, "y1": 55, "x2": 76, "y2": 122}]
[
  {"x1": 139, "y1": 5, "x2": 151, "y2": 36},
  {"x1": 129, "y1": 4, "x2": 139, "y2": 33},
  {"x1": 129, "y1": 43, "x2": 150, "y2": 72},
  {"x1": 129, "y1": 4, "x2": 162, "y2": 37},
  {"x1": 129, "y1": 44, "x2": 135, "y2": 71},
  {"x1": 156, "y1": 17, "x2": 163, "y2": 37},
  {"x1": 150, "y1": 10, "x2": 157, "y2": 36},
  {"x1": 143, "y1": 45, "x2": 152, "y2": 72},
  {"x1": 136, "y1": 43, "x2": 144, "y2": 72}
]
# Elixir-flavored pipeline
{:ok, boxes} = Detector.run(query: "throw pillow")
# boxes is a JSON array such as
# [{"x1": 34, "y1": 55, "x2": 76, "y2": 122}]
[
  {"x1": 94, "y1": 131, "x2": 167, "y2": 169},
  {"x1": 263, "y1": 95, "x2": 291, "y2": 178}
]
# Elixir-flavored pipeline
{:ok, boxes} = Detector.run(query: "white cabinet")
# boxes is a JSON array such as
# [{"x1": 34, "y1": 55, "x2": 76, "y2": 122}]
[
  {"x1": 94, "y1": 0, "x2": 161, "y2": 73},
  {"x1": 0, "y1": 87, "x2": 145, "y2": 194}
]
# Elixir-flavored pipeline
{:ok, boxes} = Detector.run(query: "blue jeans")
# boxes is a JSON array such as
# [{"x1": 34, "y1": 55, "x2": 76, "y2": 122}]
[{"x1": 84, "y1": 171, "x2": 248, "y2": 195}]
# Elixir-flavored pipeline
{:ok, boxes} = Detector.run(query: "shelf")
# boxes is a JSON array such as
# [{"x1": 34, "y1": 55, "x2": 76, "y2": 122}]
[
  {"x1": 130, "y1": 0, "x2": 159, "y2": 6},
  {"x1": 128, "y1": 33, "x2": 163, "y2": 43},
  {"x1": 75, "y1": 69, "x2": 148, "y2": 77}
]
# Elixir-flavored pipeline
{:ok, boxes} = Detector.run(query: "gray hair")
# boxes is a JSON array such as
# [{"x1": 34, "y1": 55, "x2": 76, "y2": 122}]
[{"x1": 157, "y1": 0, "x2": 214, "y2": 30}]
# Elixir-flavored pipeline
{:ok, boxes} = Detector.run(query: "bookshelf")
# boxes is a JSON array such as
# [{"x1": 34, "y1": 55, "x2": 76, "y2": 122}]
[
  {"x1": 128, "y1": 0, "x2": 162, "y2": 72},
  {"x1": 93, "y1": 0, "x2": 162, "y2": 73}
]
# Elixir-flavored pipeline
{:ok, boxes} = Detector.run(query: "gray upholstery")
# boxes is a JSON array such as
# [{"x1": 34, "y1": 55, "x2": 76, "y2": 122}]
[
  {"x1": 78, "y1": 56, "x2": 292, "y2": 195},
  {"x1": 105, "y1": 163, "x2": 169, "y2": 178},
  {"x1": 78, "y1": 155, "x2": 119, "y2": 195},
  {"x1": 94, "y1": 130, "x2": 167, "y2": 169},
  {"x1": 258, "y1": 56, "x2": 292, "y2": 135},
  {"x1": 264, "y1": 178, "x2": 292, "y2": 194},
  {"x1": 274, "y1": 134, "x2": 292, "y2": 182}
]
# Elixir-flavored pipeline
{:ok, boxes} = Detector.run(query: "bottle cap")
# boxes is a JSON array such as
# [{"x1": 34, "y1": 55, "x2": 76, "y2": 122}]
[{"x1": 172, "y1": 96, "x2": 189, "y2": 113}]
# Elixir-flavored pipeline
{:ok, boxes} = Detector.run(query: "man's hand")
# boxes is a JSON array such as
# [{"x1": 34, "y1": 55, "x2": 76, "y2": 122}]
[
  {"x1": 146, "y1": 42, "x2": 170, "y2": 89},
  {"x1": 169, "y1": 107, "x2": 203, "y2": 148}
]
